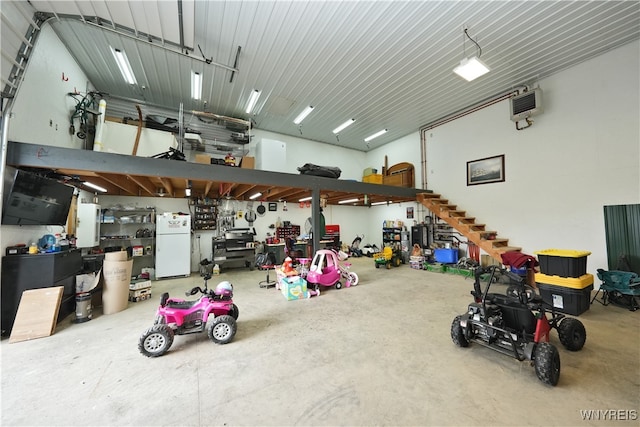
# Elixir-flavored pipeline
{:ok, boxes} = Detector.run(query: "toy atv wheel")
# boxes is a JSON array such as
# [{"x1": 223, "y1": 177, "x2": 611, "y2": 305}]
[
  {"x1": 335, "y1": 281, "x2": 343, "y2": 289},
  {"x1": 450, "y1": 316, "x2": 469, "y2": 347},
  {"x1": 557, "y1": 317, "x2": 586, "y2": 351},
  {"x1": 138, "y1": 324, "x2": 175, "y2": 357},
  {"x1": 533, "y1": 342, "x2": 560, "y2": 386},
  {"x1": 228, "y1": 303, "x2": 240, "y2": 320},
  {"x1": 208, "y1": 315, "x2": 237, "y2": 344}
]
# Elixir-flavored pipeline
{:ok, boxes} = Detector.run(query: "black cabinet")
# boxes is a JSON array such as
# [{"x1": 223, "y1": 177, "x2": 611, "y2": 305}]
[
  {"x1": 411, "y1": 224, "x2": 432, "y2": 248},
  {"x1": 1, "y1": 250, "x2": 82, "y2": 336}
]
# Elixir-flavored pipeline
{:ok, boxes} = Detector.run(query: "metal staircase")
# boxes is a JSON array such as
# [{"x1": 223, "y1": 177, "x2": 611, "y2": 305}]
[{"x1": 417, "y1": 193, "x2": 521, "y2": 263}]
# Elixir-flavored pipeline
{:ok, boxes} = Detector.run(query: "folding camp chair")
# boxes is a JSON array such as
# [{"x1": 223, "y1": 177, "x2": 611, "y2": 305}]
[{"x1": 591, "y1": 268, "x2": 640, "y2": 311}]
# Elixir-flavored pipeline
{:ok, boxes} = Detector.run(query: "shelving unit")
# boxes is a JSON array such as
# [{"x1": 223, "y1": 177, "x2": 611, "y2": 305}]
[
  {"x1": 382, "y1": 227, "x2": 403, "y2": 247},
  {"x1": 191, "y1": 198, "x2": 218, "y2": 230},
  {"x1": 100, "y1": 207, "x2": 156, "y2": 278},
  {"x1": 433, "y1": 219, "x2": 455, "y2": 246}
]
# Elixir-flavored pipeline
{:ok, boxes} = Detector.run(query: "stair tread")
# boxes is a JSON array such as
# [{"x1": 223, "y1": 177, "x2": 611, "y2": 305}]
[{"x1": 418, "y1": 195, "x2": 522, "y2": 263}]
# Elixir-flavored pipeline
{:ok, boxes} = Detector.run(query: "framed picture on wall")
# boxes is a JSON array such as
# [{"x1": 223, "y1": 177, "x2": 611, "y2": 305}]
[
  {"x1": 268, "y1": 202, "x2": 277, "y2": 211},
  {"x1": 406, "y1": 207, "x2": 414, "y2": 219},
  {"x1": 467, "y1": 154, "x2": 505, "y2": 186}
]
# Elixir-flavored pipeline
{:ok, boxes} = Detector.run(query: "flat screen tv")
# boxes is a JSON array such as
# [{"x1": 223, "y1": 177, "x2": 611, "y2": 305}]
[{"x1": 2, "y1": 169, "x2": 75, "y2": 226}]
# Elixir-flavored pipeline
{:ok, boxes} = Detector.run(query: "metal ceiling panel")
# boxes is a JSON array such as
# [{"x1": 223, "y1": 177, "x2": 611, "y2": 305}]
[{"x1": 3, "y1": 0, "x2": 639, "y2": 152}]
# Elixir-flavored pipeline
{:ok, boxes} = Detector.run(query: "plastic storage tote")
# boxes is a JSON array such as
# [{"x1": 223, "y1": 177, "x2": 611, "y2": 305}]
[{"x1": 535, "y1": 249, "x2": 591, "y2": 278}]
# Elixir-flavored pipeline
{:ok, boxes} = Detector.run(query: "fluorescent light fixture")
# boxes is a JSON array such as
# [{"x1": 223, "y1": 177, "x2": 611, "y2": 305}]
[
  {"x1": 453, "y1": 56, "x2": 490, "y2": 81},
  {"x1": 338, "y1": 198, "x2": 359, "y2": 204},
  {"x1": 332, "y1": 119, "x2": 355, "y2": 134},
  {"x1": 364, "y1": 129, "x2": 388, "y2": 142},
  {"x1": 185, "y1": 188, "x2": 192, "y2": 197},
  {"x1": 293, "y1": 106, "x2": 314, "y2": 124},
  {"x1": 371, "y1": 201, "x2": 392, "y2": 206},
  {"x1": 299, "y1": 196, "x2": 312, "y2": 202},
  {"x1": 191, "y1": 71, "x2": 202, "y2": 100},
  {"x1": 249, "y1": 192, "x2": 262, "y2": 200},
  {"x1": 110, "y1": 46, "x2": 137, "y2": 85},
  {"x1": 245, "y1": 89, "x2": 261, "y2": 114},
  {"x1": 84, "y1": 181, "x2": 107, "y2": 193}
]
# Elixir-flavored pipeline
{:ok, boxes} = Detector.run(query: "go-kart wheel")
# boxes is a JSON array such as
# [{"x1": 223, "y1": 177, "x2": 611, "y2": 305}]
[
  {"x1": 208, "y1": 315, "x2": 237, "y2": 344},
  {"x1": 138, "y1": 324, "x2": 174, "y2": 357},
  {"x1": 451, "y1": 316, "x2": 469, "y2": 347},
  {"x1": 533, "y1": 342, "x2": 560, "y2": 386},
  {"x1": 348, "y1": 272, "x2": 359, "y2": 286},
  {"x1": 557, "y1": 317, "x2": 586, "y2": 351},
  {"x1": 228, "y1": 303, "x2": 240, "y2": 320}
]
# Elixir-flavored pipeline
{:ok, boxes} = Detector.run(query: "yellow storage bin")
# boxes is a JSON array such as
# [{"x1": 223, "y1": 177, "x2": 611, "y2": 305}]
[
  {"x1": 535, "y1": 272, "x2": 594, "y2": 289},
  {"x1": 535, "y1": 249, "x2": 591, "y2": 278},
  {"x1": 363, "y1": 174, "x2": 383, "y2": 184},
  {"x1": 535, "y1": 249, "x2": 592, "y2": 258}
]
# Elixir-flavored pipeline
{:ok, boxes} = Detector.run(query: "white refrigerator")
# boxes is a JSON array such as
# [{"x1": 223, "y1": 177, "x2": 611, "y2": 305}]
[{"x1": 155, "y1": 213, "x2": 191, "y2": 279}]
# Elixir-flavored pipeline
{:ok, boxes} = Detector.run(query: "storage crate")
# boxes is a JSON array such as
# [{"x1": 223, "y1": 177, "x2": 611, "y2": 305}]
[
  {"x1": 434, "y1": 248, "x2": 458, "y2": 264},
  {"x1": 128, "y1": 287, "x2": 152, "y2": 302},
  {"x1": 537, "y1": 283, "x2": 593, "y2": 316},
  {"x1": 363, "y1": 173, "x2": 383, "y2": 184},
  {"x1": 534, "y1": 273, "x2": 594, "y2": 289},
  {"x1": 535, "y1": 249, "x2": 591, "y2": 278}
]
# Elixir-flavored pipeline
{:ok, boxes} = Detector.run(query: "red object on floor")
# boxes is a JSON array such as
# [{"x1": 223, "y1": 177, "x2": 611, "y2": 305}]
[{"x1": 468, "y1": 243, "x2": 480, "y2": 262}]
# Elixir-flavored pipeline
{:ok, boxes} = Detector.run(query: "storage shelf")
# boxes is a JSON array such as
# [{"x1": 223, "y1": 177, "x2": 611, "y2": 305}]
[{"x1": 100, "y1": 207, "x2": 156, "y2": 278}]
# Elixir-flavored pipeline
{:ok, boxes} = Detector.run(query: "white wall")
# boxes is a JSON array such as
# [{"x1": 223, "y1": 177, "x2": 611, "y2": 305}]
[
  {"x1": 370, "y1": 40, "x2": 640, "y2": 278},
  {"x1": 7, "y1": 24, "x2": 92, "y2": 148},
  {"x1": 250, "y1": 129, "x2": 368, "y2": 181}
]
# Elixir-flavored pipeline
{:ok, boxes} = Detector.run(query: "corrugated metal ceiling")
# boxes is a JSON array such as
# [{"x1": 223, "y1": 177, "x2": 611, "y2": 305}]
[{"x1": 2, "y1": 1, "x2": 639, "y2": 152}]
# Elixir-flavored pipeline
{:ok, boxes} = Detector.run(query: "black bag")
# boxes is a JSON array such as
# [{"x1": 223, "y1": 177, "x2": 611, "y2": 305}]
[{"x1": 297, "y1": 163, "x2": 341, "y2": 179}]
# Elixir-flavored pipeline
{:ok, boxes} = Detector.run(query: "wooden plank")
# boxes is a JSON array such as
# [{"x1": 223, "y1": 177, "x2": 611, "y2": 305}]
[{"x1": 9, "y1": 286, "x2": 64, "y2": 343}]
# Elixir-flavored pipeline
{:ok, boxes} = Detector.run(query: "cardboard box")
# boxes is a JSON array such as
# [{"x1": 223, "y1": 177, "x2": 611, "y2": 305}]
[
  {"x1": 241, "y1": 156, "x2": 255, "y2": 169},
  {"x1": 279, "y1": 276, "x2": 310, "y2": 300},
  {"x1": 363, "y1": 173, "x2": 383, "y2": 184},
  {"x1": 195, "y1": 153, "x2": 212, "y2": 164},
  {"x1": 102, "y1": 251, "x2": 133, "y2": 315},
  {"x1": 129, "y1": 279, "x2": 152, "y2": 290},
  {"x1": 132, "y1": 245, "x2": 144, "y2": 257},
  {"x1": 129, "y1": 287, "x2": 152, "y2": 302}
]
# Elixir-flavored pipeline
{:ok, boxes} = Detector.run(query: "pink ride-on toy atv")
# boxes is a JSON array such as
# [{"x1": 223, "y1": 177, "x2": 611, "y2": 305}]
[
  {"x1": 306, "y1": 249, "x2": 359, "y2": 291},
  {"x1": 138, "y1": 274, "x2": 239, "y2": 357}
]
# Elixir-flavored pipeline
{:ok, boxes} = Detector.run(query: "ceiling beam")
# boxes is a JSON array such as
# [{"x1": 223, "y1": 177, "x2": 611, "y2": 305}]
[{"x1": 6, "y1": 141, "x2": 428, "y2": 203}]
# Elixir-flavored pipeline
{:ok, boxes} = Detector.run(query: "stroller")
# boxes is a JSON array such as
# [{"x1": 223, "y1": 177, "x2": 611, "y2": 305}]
[{"x1": 350, "y1": 234, "x2": 364, "y2": 257}]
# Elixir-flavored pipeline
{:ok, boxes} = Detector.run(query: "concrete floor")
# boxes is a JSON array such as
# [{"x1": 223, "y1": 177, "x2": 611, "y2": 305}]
[{"x1": 1, "y1": 256, "x2": 639, "y2": 426}]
